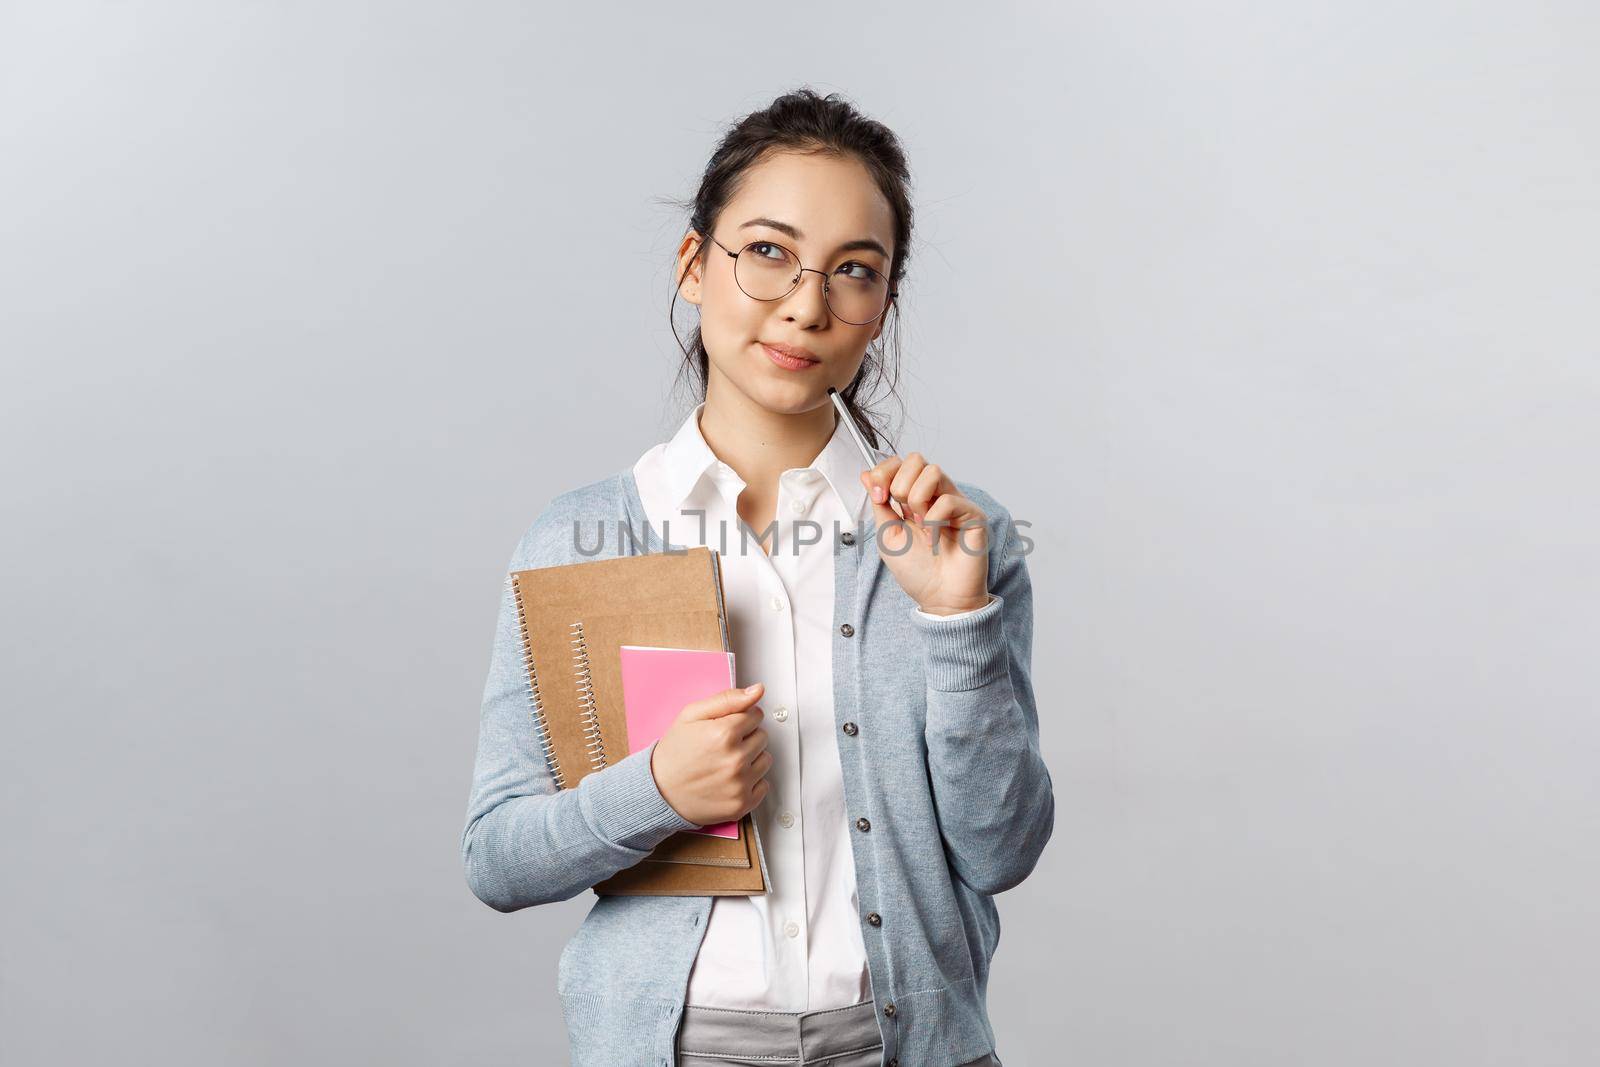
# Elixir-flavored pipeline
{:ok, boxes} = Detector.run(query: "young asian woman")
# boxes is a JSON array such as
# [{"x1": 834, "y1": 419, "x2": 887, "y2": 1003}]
[{"x1": 461, "y1": 88, "x2": 1053, "y2": 1067}]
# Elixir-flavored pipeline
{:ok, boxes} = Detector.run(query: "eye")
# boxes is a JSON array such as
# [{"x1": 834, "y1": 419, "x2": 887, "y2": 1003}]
[
  {"x1": 836, "y1": 261, "x2": 882, "y2": 282},
  {"x1": 748, "y1": 242, "x2": 788, "y2": 261}
]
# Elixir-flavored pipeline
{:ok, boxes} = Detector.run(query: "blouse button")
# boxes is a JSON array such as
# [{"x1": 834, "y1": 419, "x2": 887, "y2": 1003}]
[
  {"x1": 771, "y1": 595, "x2": 785, "y2": 612},
  {"x1": 866, "y1": 911, "x2": 882, "y2": 927},
  {"x1": 773, "y1": 706, "x2": 789, "y2": 723},
  {"x1": 841, "y1": 531, "x2": 856, "y2": 545},
  {"x1": 841, "y1": 722, "x2": 857, "y2": 736},
  {"x1": 779, "y1": 811, "x2": 795, "y2": 829},
  {"x1": 839, "y1": 623, "x2": 854, "y2": 637},
  {"x1": 855, "y1": 817, "x2": 871, "y2": 833},
  {"x1": 790, "y1": 499, "x2": 806, "y2": 515},
  {"x1": 882, "y1": 1002, "x2": 896, "y2": 1018}
]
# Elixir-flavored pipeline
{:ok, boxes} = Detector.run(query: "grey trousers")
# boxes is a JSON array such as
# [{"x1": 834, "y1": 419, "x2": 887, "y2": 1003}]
[{"x1": 674, "y1": 999, "x2": 1003, "y2": 1067}]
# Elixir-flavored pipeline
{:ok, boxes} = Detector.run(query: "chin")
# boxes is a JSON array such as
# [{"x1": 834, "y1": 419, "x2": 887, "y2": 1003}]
[
  {"x1": 756, "y1": 386, "x2": 819, "y2": 415},
  {"x1": 741, "y1": 374, "x2": 824, "y2": 415}
]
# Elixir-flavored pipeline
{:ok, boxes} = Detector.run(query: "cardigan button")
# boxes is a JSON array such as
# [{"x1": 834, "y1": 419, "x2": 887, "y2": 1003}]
[
  {"x1": 841, "y1": 531, "x2": 856, "y2": 545},
  {"x1": 882, "y1": 1001, "x2": 896, "y2": 1018},
  {"x1": 839, "y1": 623, "x2": 854, "y2": 637},
  {"x1": 842, "y1": 721, "x2": 858, "y2": 736},
  {"x1": 855, "y1": 817, "x2": 871, "y2": 833},
  {"x1": 866, "y1": 911, "x2": 882, "y2": 926}
]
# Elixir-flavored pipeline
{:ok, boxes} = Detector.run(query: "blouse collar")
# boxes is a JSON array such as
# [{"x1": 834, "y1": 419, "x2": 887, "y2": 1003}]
[{"x1": 660, "y1": 401, "x2": 869, "y2": 521}]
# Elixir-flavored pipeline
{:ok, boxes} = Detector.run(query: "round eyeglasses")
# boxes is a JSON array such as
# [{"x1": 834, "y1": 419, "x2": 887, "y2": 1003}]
[{"x1": 703, "y1": 232, "x2": 897, "y2": 326}]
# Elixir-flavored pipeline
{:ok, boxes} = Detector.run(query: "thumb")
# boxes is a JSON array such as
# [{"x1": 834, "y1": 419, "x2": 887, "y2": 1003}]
[{"x1": 678, "y1": 681, "x2": 763, "y2": 722}]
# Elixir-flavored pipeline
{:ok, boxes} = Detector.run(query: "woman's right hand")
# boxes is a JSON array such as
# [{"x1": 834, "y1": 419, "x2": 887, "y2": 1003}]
[{"x1": 650, "y1": 681, "x2": 772, "y2": 827}]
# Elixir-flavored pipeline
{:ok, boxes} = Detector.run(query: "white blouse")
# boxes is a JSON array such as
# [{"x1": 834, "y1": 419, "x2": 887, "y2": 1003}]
[{"x1": 631, "y1": 402, "x2": 990, "y2": 1011}]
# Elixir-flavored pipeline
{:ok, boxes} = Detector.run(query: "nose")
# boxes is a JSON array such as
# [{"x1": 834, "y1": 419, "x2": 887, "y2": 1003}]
[{"x1": 782, "y1": 267, "x2": 831, "y2": 323}]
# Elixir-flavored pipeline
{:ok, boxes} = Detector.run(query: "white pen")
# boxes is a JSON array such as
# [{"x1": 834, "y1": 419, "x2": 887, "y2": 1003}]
[{"x1": 827, "y1": 386, "x2": 907, "y2": 524}]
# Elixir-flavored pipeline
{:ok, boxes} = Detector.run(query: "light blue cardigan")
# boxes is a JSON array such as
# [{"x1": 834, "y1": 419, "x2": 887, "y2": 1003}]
[{"x1": 461, "y1": 465, "x2": 1054, "y2": 1067}]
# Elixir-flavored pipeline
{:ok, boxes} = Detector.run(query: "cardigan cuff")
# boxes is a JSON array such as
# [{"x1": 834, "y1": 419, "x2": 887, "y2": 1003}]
[
  {"x1": 579, "y1": 740, "x2": 698, "y2": 851},
  {"x1": 914, "y1": 593, "x2": 997, "y2": 622},
  {"x1": 910, "y1": 591, "x2": 1008, "y2": 692}
]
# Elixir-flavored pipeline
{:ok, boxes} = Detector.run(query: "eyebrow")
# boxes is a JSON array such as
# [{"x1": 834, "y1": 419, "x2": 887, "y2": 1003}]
[{"x1": 738, "y1": 217, "x2": 891, "y2": 260}]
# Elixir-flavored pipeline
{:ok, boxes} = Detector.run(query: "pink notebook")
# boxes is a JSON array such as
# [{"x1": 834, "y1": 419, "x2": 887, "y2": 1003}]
[{"x1": 617, "y1": 645, "x2": 742, "y2": 839}]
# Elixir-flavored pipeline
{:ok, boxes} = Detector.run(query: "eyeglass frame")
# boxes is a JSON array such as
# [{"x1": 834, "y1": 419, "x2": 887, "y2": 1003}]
[{"x1": 701, "y1": 231, "x2": 899, "y2": 326}]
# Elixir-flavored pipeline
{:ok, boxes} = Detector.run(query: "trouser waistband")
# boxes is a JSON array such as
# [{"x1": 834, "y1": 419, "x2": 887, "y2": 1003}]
[{"x1": 676, "y1": 999, "x2": 881, "y2": 1063}]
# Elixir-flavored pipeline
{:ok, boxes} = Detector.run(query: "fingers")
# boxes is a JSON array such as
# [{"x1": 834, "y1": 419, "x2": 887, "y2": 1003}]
[
  {"x1": 734, "y1": 723, "x2": 769, "y2": 763},
  {"x1": 861, "y1": 452, "x2": 968, "y2": 526},
  {"x1": 678, "y1": 681, "x2": 763, "y2": 722},
  {"x1": 905, "y1": 461, "x2": 950, "y2": 521},
  {"x1": 727, "y1": 736, "x2": 772, "y2": 817},
  {"x1": 744, "y1": 748, "x2": 774, "y2": 781},
  {"x1": 890, "y1": 452, "x2": 926, "y2": 515},
  {"x1": 923, "y1": 493, "x2": 989, "y2": 554},
  {"x1": 742, "y1": 748, "x2": 774, "y2": 780},
  {"x1": 720, "y1": 706, "x2": 765, "y2": 742},
  {"x1": 862, "y1": 456, "x2": 899, "y2": 499}
]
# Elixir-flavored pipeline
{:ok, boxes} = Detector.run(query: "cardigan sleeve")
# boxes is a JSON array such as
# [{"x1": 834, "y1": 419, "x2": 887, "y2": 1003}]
[
  {"x1": 910, "y1": 508, "x2": 1055, "y2": 895},
  {"x1": 460, "y1": 521, "x2": 698, "y2": 912}
]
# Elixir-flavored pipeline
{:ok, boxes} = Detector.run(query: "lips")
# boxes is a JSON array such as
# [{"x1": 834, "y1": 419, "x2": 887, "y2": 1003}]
[{"x1": 760, "y1": 342, "x2": 820, "y2": 370}]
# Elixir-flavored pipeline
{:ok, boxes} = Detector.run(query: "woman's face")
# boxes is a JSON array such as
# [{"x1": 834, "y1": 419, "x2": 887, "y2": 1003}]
[{"x1": 677, "y1": 149, "x2": 897, "y2": 417}]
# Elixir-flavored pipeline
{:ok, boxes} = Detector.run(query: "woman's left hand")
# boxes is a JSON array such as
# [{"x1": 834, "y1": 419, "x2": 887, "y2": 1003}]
[{"x1": 859, "y1": 453, "x2": 992, "y2": 615}]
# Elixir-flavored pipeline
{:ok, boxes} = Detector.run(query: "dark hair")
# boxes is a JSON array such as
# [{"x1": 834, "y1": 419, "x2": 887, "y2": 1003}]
[{"x1": 663, "y1": 87, "x2": 912, "y2": 451}]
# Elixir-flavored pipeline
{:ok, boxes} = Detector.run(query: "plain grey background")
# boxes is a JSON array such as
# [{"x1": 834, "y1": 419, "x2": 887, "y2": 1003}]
[{"x1": 2, "y1": 2, "x2": 1596, "y2": 1064}]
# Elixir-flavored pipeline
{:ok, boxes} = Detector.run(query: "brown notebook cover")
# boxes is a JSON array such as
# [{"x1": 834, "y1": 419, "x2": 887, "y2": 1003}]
[{"x1": 507, "y1": 546, "x2": 768, "y2": 896}]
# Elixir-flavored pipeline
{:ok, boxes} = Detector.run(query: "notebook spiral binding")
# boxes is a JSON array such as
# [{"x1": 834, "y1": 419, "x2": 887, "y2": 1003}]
[
  {"x1": 569, "y1": 619, "x2": 607, "y2": 771},
  {"x1": 507, "y1": 574, "x2": 566, "y2": 790}
]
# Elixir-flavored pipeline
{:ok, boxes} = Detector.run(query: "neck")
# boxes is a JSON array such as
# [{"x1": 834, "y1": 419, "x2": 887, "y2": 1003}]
[{"x1": 698, "y1": 378, "x2": 837, "y2": 493}]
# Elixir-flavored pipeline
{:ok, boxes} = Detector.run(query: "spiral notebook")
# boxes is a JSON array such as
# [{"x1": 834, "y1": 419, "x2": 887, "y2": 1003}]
[{"x1": 506, "y1": 546, "x2": 768, "y2": 896}]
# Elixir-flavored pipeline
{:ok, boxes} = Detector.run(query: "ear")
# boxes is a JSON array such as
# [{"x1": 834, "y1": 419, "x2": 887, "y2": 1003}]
[{"x1": 676, "y1": 230, "x2": 706, "y2": 306}]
